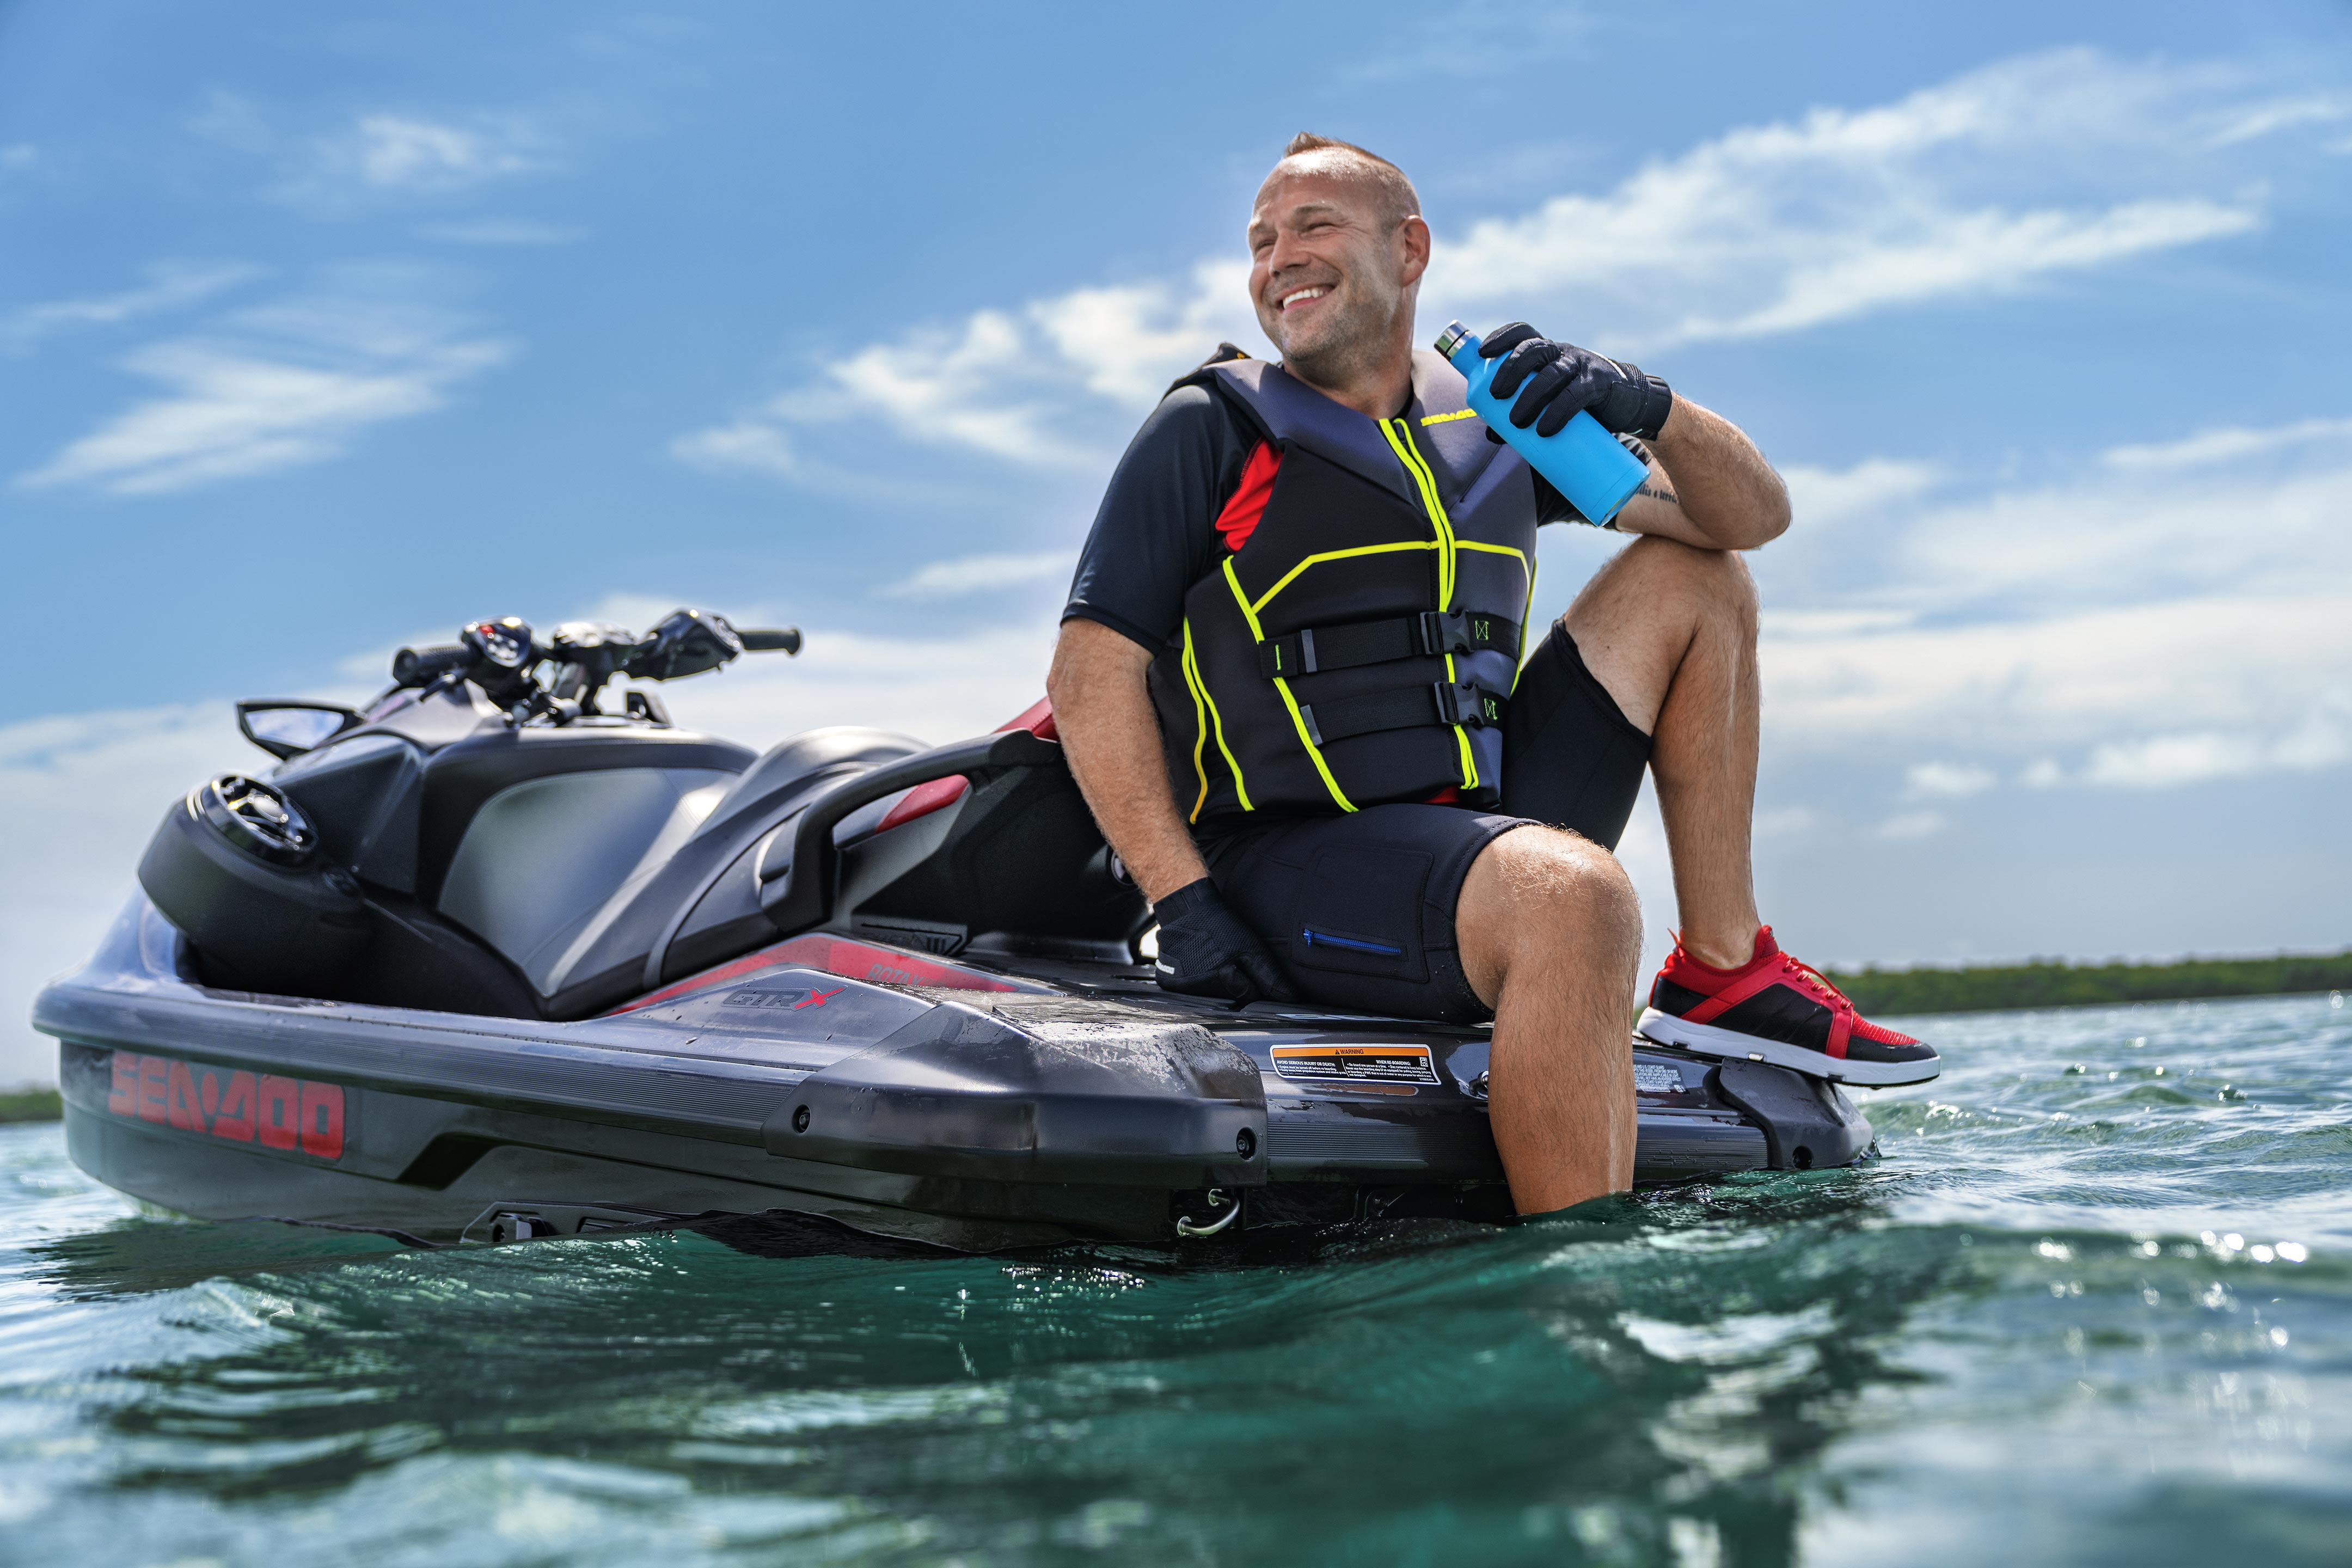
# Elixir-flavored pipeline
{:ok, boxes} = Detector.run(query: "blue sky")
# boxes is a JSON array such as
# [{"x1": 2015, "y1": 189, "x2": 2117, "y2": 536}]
[{"x1": 5, "y1": 2, "x2": 2349, "y2": 1082}]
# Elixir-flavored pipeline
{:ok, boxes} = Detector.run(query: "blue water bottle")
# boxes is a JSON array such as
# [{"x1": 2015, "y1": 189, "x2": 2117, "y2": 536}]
[{"x1": 1435, "y1": 320, "x2": 1649, "y2": 526}]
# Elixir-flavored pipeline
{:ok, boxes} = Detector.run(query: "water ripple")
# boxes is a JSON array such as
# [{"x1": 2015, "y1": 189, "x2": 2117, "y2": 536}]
[{"x1": 0, "y1": 994, "x2": 2346, "y2": 1564}]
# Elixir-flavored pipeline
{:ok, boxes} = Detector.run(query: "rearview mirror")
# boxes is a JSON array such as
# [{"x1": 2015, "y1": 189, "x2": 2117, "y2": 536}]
[{"x1": 236, "y1": 700, "x2": 360, "y2": 761}]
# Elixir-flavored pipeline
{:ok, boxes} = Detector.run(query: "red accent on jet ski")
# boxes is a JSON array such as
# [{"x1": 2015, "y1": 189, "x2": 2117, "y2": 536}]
[
  {"x1": 105, "y1": 1050, "x2": 345, "y2": 1161},
  {"x1": 608, "y1": 931, "x2": 1040, "y2": 1014},
  {"x1": 1216, "y1": 440, "x2": 1282, "y2": 553},
  {"x1": 873, "y1": 697, "x2": 1061, "y2": 834}
]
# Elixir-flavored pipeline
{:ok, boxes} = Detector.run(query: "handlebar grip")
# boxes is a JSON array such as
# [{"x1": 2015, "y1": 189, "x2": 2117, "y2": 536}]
[
  {"x1": 737, "y1": 628, "x2": 803, "y2": 654},
  {"x1": 392, "y1": 644, "x2": 474, "y2": 687}
]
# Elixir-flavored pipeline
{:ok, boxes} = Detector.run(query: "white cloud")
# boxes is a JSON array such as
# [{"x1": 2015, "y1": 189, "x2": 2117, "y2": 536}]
[
  {"x1": 681, "y1": 49, "x2": 2288, "y2": 477},
  {"x1": 15, "y1": 280, "x2": 512, "y2": 495},
  {"x1": 2207, "y1": 94, "x2": 2352, "y2": 146},
  {"x1": 324, "y1": 113, "x2": 543, "y2": 191},
  {"x1": 1744, "y1": 443, "x2": 2352, "y2": 787},
  {"x1": 1646, "y1": 198, "x2": 2253, "y2": 342},
  {"x1": 420, "y1": 219, "x2": 584, "y2": 247},
  {"x1": 880, "y1": 551, "x2": 1073, "y2": 601},
  {"x1": 2072, "y1": 697, "x2": 2352, "y2": 789},
  {"x1": 1875, "y1": 461, "x2": 2352, "y2": 620},
  {"x1": 1, "y1": 262, "x2": 261, "y2": 353},
  {"x1": 2099, "y1": 415, "x2": 2352, "y2": 471},
  {"x1": 233, "y1": 108, "x2": 556, "y2": 215},
  {"x1": 671, "y1": 421, "x2": 797, "y2": 479},
  {"x1": 1781, "y1": 458, "x2": 1944, "y2": 526},
  {"x1": 1904, "y1": 761, "x2": 1997, "y2": 800},
  {"x1": 1762, "y1": 590, "x2": 2352, "y2": 769},
  {"x1": 1875, "y1": 810, "x2": 1948, "y2": 841}
]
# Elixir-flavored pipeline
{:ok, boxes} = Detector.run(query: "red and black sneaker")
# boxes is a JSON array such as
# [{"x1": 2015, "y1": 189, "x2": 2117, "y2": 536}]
[{"x1": 1636, "y1": 927, "x2": 1940, "y2": 1087}]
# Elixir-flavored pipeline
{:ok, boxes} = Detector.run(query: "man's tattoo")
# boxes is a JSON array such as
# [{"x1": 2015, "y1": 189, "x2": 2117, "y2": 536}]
[{"x1": 1638, "y1": 480, "x2": 1680, "y2": 506}]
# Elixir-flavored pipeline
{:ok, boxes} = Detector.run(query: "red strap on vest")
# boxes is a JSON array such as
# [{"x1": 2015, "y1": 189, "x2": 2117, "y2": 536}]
[{"x1": 1216, "y1": 441, "x2": 1282, "y2": 553}]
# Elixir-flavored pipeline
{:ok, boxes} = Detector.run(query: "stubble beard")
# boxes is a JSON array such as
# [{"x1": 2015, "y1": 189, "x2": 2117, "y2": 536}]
[{"x1": 1275, "y1": 285, "x2": 1404, "y2": 393}]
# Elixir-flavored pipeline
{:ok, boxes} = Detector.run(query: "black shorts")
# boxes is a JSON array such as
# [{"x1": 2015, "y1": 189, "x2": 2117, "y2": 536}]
[{"x1": 1197, "y1": 628, "x2": 1650, "y2": 1022}]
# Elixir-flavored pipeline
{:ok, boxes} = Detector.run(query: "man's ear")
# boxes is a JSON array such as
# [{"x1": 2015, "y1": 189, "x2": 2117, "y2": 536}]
[{"x1": 1395, "y1": 215, "x2": 1431, "y2": 287}]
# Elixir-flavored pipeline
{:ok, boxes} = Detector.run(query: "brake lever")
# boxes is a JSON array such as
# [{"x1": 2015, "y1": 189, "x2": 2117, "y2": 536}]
[{"x1": 504, "y1": 690, "x2": 583, "y2": 729}]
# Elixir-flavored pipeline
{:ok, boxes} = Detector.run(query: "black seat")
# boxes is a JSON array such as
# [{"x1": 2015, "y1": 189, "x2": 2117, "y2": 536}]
[{"x1": 528, "y1": 727, "x2": 924, "y2": 1019}]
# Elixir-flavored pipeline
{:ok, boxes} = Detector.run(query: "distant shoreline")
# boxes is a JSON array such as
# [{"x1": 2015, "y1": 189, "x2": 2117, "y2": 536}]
[
  {"x1": 0, "y1": 1088, "x2": 63, "y2": 1124},
  {"x1": 1823, "y1": 949, "x2": 2352, "y2": 1018}
]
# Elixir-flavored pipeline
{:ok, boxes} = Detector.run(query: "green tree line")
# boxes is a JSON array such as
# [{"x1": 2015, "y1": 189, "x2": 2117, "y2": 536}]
[{"x1": 1822, "y1": 948, "x2": 2352, "y2": 1017}]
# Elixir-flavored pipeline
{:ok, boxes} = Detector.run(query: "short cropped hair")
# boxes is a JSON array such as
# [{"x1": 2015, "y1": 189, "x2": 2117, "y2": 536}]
[{"x1": 1276, "y1": 132, "x2": 1422, "y2": 228}]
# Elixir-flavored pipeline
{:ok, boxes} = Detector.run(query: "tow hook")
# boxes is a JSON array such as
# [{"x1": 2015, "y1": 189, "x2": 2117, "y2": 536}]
[{"x1": 1175, "y1": 1189, "x2": 1241, "y2": 1238}]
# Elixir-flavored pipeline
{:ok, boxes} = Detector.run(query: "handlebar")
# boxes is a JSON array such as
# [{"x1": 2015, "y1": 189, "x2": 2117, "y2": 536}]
[
  {"x1": 389, "y1": 613, "x2": 803, "y2": 703},
  {"x1": 391, "y1": 644, "x2": 475, "y2": 688}
]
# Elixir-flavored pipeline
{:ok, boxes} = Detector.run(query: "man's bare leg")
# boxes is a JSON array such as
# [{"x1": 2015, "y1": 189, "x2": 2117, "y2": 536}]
[
  {"x1": 1455, "y1": 826, "x2": 1643, "y2": 1212},
  {"x1": 1564, "y1": 536, "x2": 1763, "y2": 971}
]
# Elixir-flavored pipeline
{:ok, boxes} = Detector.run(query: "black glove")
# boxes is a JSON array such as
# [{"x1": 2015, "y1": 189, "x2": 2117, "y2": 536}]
[
  {"x1": 1152, "y1": 879, "x2": 1298, "y2": 1006},
  {"x1": 1478, "y1": 322, "x2": 1673, "y2": 440}
]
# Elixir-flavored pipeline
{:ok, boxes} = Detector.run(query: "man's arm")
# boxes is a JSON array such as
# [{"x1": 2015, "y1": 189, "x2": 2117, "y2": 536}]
[
  {"x1": 1608, "y1": 399, "x2": 1791, "y2": 551},
  {"x1": 1045, "y1": 617, "x2": 1208, "y2": 903},
  {"x1": 1479, "y1": 323, "x2": 1790, "y2": 552}
]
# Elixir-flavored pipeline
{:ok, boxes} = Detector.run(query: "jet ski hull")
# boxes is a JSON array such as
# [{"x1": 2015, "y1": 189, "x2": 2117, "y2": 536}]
[{"x1": 36, "y1": 897, "x2": 1876, "y2": 1251}]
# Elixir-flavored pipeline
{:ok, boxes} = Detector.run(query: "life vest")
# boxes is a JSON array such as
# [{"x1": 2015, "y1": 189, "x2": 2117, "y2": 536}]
[{"x1": 1147, "y1": 348, "x2": 1540, "y2": 824}]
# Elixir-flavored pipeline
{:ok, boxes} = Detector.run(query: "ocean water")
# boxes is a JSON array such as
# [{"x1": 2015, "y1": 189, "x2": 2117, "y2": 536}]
[{"x1": 2, "y1": 992, "x2": 2346, "y2": 1566}]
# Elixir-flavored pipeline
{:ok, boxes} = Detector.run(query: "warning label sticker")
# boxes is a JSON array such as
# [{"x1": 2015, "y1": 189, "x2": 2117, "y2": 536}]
[
  {"x1": 1271, "y1": 1044, "x2": 1442, "y2": 1086},
  {"x1": 1633, "y1": 1063, "x2": 1685, "y2": 1094}
]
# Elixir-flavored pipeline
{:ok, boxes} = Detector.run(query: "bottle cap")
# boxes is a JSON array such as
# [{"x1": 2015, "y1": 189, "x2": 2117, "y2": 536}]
[{"x1": 1433, "y1": 321, "x2": 1474, "y2": 358}]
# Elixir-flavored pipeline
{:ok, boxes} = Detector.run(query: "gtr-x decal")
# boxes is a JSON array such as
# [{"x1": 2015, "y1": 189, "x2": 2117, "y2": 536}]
[
  {"x1": 722, "y1": 985, "x2": 843, "y2": 1010},
  {"x1": 106, "y1": 1050, "x2": 346, "y2": 1161}
]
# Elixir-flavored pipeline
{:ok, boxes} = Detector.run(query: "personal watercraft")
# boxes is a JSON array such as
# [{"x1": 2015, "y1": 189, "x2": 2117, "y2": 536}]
[{"x1": 32, "y1": 608, "x2": 1875, "y2": 1251}]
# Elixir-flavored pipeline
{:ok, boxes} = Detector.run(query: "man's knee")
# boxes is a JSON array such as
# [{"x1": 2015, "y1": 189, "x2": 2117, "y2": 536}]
[
  {"x1": 1460, "y1": 826, "x2": 1641, "y2": 989},
  {"x1": 1613, "y1": 535, "x2": 1757, "y2": 627}
]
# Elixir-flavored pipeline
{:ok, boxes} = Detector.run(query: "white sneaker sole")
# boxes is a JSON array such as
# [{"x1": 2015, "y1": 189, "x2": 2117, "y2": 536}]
[{"x1": 1635, "y1": 1008, "x2": 1941, "y2": 1087}]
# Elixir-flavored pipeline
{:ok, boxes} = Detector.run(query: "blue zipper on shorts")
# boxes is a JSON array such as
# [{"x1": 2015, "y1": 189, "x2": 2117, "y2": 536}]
[{"x1": 1301, "y1": 928, "x2": 1402, "y2": 955}]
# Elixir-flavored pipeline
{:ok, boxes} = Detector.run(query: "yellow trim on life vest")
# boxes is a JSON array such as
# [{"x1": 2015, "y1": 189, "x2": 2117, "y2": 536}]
[
  {"x1": 1224, "y1": 556, "x2": 1354, "y2": 813},
  {"x1": 1514, "y1": 559, "x2": 1540, "y2": 694},
  {"x1": 1177, "y1": 620, "x2": 1210, "y2": 822},
  {"x1": 1246, "y1": 540, "x2": 1438, "y2": 618},
  {"x1": 1385, "y1": 418, "x2": 1480, "y2": 783},
  {"x1": 1442, "y1": 650, "x2": 1479, "y2": 789},
  {"x1": 1184, "y1": 614, "x2": 1252, "y2": 814},
  {"x1": 1419, "y1": 408, "x2": 1479, "y2": 425},
  {"x1": 1381, "y1": 419, "x2": 1457, "y2": 609}
]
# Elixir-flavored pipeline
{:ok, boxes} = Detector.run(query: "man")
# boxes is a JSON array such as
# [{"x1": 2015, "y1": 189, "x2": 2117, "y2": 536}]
[{"x1": 1048, "y1": 133, "x2": 1937, "y2": 1214}]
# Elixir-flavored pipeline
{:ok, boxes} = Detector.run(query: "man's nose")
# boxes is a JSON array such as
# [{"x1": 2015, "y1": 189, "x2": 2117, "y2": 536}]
[{"x1": 1265, "y1": 226, "x2": 1310, "y2": 280}]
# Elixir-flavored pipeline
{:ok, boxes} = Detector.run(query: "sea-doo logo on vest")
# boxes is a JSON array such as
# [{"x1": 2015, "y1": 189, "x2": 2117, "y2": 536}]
[
  {"x1": 106, "y1": 1050, "x2": 346, "y2": 1161},
  {"x1": 722, "y1": 985, "x2": 843, "y2": 1010}
]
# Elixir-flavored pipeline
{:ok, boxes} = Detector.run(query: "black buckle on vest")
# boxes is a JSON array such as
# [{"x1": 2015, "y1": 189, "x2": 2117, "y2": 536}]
[
  {"x1": 1257, "y1": 627, "x2": 1320, "y2": 678},
  {"x1": 1434, "y1": 681, "x2": 1506, "y2": 728},
  {"x1": 1259, "y1": 611, "x2": 1521, "y2": 680},
  {"x1": 1416, "y1": 610, "x2": 1515, "y2": 657}
]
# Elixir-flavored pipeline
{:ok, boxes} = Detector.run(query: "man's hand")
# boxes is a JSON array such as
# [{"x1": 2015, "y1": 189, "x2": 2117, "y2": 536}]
[
  {"x1": 1479, "y1": 322, "x2": 1673, "y2": 440},
  {"x1": 1152, "y1": 879, "x2": 1298, "y2": 1005}
]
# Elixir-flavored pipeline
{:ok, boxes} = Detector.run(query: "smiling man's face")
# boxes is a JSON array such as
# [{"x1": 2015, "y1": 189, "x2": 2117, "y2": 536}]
[{"x1": 1247, "y1": 157, "x2": 1426, "y2": 392}]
